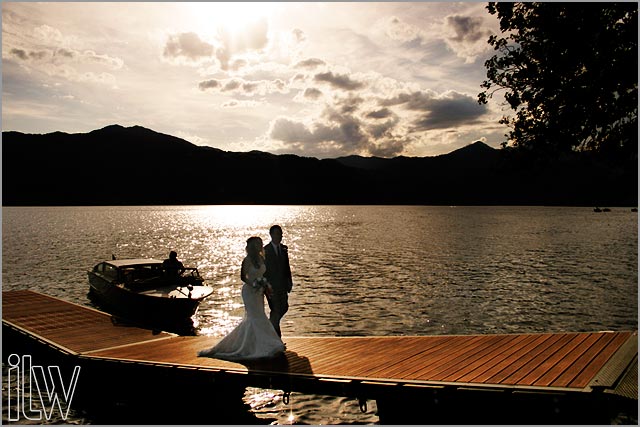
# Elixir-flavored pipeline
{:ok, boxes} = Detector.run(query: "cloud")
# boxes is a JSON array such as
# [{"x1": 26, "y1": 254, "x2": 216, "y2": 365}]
[
  {"x1": 380, "y1": 90, "x2": 437, "y2": 110},
  {"x1": 268, "y1": 112, "x2": 407, "y2": 158},
  {"x1": 294, "y1": 58, "x2": 326, "y2": 69},
  {"x1": 385, "y1": 16, "x2": 424, "y2": 44},
  {"x1": 221, "y1": 99, "x2": 262, "y2": 108},
  {"x1": 4, "y1": 21, "x2": 123, "y2": 86},
  {"x1": 10, "y1": 48, "x2": 48, "y2": 61},
  {"x1": 303, "y1": 87, "x2": 323, "y2": 100},
  {"x1": 266, "y1": 68, "x2": 490, "y2": 158},
  {"x1": 163, "y1": 19, "x2": 270, "y2": 71},
  {"x1": 163, "y1": 32, "x2": 214, "y2": 62},
  {"x1": 333, "y1": 93, "x2": 364, "y2": 114},
  {"x1": 9, "y1": 45, "x2": 123, "y2": 70},
  {"x1": 366, "y1": 115, "x2": 400, "y2": 139},
  {"x1": 292, "y1": 28, "x2": 306, "y2": 43},
  {"x1": 379, "y1": 89, "x2": 488, "y2": 130},
  {"x1": 445, "y1": 15, "x2": 489, "y2": 44},
  {"x1": 410, "y1": 91, "x2": 488, "y2": 130},
  {"x1": 383, "y1": 13, "x2": 492, "y2": 64},
  {"x1": 313, "y1": 71, "x2": 365, "y2": 91},
  {"x1": 78, "y1": 50, "x2": 123, "y2": 69},
  {"x1": 366, "y1": 107, "x2": 394, "y2": 119},
  {"x1": 1, "y1": 2, "x2": 507, "y2": 159},
  {"x1": 55, "y1": 48, "x2": 75, "y2": 58},
  {"x1": 32, "y1": 24, "x2": 66, "y2": 45},
  {"x1": 442, "y1": 14, "x2": 493, "y2": 63},
  {"x1": 268, "y1": 90, "x2": 406, "y2": 158},
  {"x1": 198, "y1": 77, "x2": 288, "y2": 96},
  {"x1": 198, "y1": 79, "x2": 220, "y2": 90}
]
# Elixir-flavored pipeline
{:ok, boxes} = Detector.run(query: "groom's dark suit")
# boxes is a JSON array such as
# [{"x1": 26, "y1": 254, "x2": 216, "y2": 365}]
[{"x1": 264, "y1": 242, "x2": 293, "y2": 337}]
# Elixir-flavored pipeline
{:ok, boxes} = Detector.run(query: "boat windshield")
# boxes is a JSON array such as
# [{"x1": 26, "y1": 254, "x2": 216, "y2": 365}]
[{"x1": 121, "y1": 265, "x2": 163, "y2": 282}]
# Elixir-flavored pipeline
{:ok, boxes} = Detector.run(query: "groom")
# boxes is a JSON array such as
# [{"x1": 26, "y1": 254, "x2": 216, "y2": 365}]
[{"x1": 264, "y1": 224, "x2": 293, "y2": 338}]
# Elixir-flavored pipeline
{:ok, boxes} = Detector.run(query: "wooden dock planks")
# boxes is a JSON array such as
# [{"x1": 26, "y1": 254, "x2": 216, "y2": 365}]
[
  {"x1": 2, "y1": 290, "x2": 174, "y2": 353},
  {"x1": 3, "y1": 290, "x2": 636, "y2": 395}
]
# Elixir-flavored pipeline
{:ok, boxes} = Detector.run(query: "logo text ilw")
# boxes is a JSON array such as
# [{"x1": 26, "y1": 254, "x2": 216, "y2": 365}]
[{"x1": 7, "y1": 354, "x2": 81, "y2": 421}]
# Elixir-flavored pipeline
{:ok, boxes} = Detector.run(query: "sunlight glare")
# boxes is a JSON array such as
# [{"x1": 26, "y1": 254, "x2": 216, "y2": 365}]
[{"x1": 185, "y1": 2, "x2": 278, "y2": 36}]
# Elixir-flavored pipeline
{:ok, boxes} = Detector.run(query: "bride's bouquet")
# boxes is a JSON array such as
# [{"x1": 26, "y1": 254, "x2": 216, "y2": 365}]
[{"x1": 252, "y1": 277, "x2": 272, "y2": 296}]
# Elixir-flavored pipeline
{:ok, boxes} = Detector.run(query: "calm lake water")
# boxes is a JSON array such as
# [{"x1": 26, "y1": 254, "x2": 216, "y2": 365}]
[{"x1": 2, "y1": 205, "x2": 638, "y2": 424}]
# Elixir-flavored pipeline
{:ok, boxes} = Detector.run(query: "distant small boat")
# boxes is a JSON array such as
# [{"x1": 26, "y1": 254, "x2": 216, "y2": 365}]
[
  {"x1": 87, "y1": 258, "x2": 214, "y2": 324},
  {"x1": 632, "y1": 208, "x2": 638, "y2": 212},
  {"x1": 603, "y1": 208, "x2": 611, "y2": 212},
  {"x1": 594, "y1": 207, "x2": 602, "y2": 212}
]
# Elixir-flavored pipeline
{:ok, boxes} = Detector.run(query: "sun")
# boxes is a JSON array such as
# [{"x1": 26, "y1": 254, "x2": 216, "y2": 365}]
[{"x1": 185, "y1": 2, "x2": 279, "y2": 37}]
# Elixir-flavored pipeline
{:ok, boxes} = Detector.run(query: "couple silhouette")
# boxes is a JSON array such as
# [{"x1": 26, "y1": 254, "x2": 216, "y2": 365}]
[{"x1": 198, "y1": 225, "x2": 293, "y2": 361}]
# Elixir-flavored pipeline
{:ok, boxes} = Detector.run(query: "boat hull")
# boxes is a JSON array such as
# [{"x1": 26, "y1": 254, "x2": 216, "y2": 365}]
[{"x1": 88, "y1": 272, "x2": 206, "y2": 323}]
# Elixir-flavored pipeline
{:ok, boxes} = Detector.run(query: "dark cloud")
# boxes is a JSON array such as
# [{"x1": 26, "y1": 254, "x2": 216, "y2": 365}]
[
  {"x1": 198, "y1": 77, "x2": 288, "y2": 96},
  {"x1": 314, "y1": 71, "x2": 365, "y2": 91},
  {"x1": 270, "y1": 97, "x2": 407, "y2": 157},
  {"x1": 270, "y1": 109, "x2": 367, "y2": 151},
  {"x1": 411, "y1": 92, "x2": 488, "y2": 130},
  {"x1": 324, "y1": 108, "x2": 368, "y2": 149},
  {"x1": 366, "y1": 107, "x2": 393, "y2": 119},
  {"x1": 380, "y1": 91, "x2": 433, "y2": 111},
  {"x1": 381, "y1": 89, "x2": 487, "y2": 129},
  {"x1": 369, "y1": 138, "x2": 407, "y2": 158},
  {"x1": 10, "y1": 48, "x2": 48, "y2": 61},
  {"x1": 269, "y1": 83, "x2": 490, "y2": 158},
  {"x1": 269, "y1": 112, "x2": 407, "y2": 158},
  {"x1": 198, "y1": 79, "x2": 221, "y2": 90},
  {"x1": 303, "y1": 87, "x2": 323, "y2": 100},
  {"x1": 295, "y1": 58, "x2": 326, "y2": 69},
  {"x1": 445, "y1": 15, "x2": 489, "y2": 43},
  {"x1": 441, "y1": 14, "x2": 493, "y2": 62},
  {"x1": 335, "y1": 94, "x2": 364, "y2": 114},
  {"x1": 55, "y1": 48, "x2": 75, "y2": 58},
  {"x1": 163, "y1": 32, "x2": 214, "y2": 61},
  {"x1": 10, "y1": 48, "x2": 29, "y2": 60},
  {"x1": 291, "y1": 73, "x2": 307, "y2": 83},
  {"x1": 241, "y1": 81, "x2": 259, "y2": 94},
  {"x1": 270, "y1": 117, "x2": 317, "y2": 143},
  {"x1": 366, "y1": 116, "x2": 400, "y2": 139},
  {"x1": 222, "y1": 79, "x2": 242, "y2": 92}
]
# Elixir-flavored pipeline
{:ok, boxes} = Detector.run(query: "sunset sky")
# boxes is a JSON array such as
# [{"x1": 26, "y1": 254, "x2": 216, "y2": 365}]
[{"x1": 2, "y1": 2, "x2": 510, "y2": 158}]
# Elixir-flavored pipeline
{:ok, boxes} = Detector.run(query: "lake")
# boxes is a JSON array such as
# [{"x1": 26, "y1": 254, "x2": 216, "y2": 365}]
[{"x1": 2, "y1": 205, "x2": 637, "y2": 424}]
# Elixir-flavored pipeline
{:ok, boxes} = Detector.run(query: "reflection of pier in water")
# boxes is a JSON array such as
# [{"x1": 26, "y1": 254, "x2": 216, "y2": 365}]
[{"x1": 3, "y1": 290, "x2": 637, "y2": 424}]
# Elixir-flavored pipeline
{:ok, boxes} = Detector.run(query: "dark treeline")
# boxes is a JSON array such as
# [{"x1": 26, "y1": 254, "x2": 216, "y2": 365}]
[{"x1": 2, "y1": 125, "x2": 637, "y2": 206}]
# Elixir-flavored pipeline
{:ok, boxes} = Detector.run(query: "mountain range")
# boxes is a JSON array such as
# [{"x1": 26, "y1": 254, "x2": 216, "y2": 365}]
[{"x1": 2, "y1": 124, "x2": 637, "y2": 206}]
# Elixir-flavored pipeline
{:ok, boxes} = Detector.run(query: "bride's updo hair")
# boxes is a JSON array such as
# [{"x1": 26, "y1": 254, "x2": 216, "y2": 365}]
[{"x1": 246, "y1": 236, "x2": 264, "y2": 268}]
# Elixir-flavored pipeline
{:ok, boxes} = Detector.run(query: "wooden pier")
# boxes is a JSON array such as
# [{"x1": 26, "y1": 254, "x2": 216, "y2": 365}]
[{"x1": 3, "y1": 290, "x2": 637, "y2": 423}]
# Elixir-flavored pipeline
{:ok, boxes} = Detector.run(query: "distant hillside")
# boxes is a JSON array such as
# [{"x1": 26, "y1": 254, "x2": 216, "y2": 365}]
[{"x1": 2, "y1": 125, "x2": 637, "y2": 206}]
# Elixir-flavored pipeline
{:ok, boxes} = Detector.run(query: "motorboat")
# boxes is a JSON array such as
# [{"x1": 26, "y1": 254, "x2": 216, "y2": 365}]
[{"x1": 87, "y1": 258, "x2": 214, "y2": 325}]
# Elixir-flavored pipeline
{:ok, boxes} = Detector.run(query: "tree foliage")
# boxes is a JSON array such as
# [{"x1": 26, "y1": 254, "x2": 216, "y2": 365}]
[{"x1": 479, "y1": 2, "x2": 637, "y2": 157}]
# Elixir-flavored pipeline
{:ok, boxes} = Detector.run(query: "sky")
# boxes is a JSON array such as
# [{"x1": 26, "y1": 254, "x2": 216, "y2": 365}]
[{"x1": 2, "y1": 2, "x2": 511, "y2": 158}]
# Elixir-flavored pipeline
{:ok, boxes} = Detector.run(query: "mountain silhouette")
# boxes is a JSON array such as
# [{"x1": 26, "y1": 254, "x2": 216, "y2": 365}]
[{"x1": 2, "y1": 125, "x2": 636, "y2": 206}]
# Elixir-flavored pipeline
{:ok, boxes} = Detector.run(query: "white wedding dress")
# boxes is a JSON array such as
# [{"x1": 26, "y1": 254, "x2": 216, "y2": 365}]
[{"x1": 198, "y1": 259, "x2": 285, "y2": 361}]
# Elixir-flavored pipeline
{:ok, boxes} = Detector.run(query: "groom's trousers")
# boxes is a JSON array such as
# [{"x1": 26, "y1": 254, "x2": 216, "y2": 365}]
[{"x1": 267, "y1": 290, "x2": 289, "y2": 337}]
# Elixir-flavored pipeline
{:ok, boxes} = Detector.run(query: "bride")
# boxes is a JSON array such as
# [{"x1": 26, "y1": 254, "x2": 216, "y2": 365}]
[{"x1": 198, "y1": 236, "x2": 285, "y2": 361}]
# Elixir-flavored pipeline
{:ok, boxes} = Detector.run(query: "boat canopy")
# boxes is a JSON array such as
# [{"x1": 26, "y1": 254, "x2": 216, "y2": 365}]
[{"x1": 106, "y1": 258, "x2": 162, "y2": 268}]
